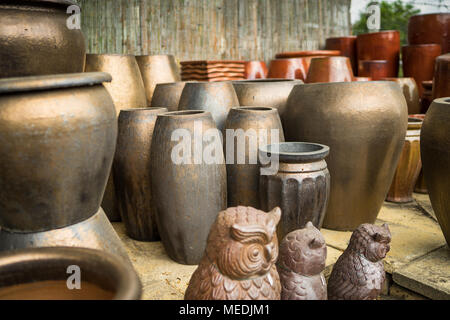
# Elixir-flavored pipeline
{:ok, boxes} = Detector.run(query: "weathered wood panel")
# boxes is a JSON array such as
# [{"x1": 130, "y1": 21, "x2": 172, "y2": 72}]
[{"x1": 76, "y1": 0, "x2": 351, "y2": 63}]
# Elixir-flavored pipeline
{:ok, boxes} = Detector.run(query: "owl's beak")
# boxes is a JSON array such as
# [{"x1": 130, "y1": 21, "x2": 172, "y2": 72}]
[{"x1": 264, "y1": 244, "x2": 273, "y2": 260}]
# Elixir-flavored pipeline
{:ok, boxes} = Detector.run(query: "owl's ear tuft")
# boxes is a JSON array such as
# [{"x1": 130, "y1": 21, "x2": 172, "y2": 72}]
[
  {"x1": 269, "y1": 207, "x2": 281, "y2": 224},
  {"x1": 306, "y1": 221, "x2": 314, "y2": 228}
]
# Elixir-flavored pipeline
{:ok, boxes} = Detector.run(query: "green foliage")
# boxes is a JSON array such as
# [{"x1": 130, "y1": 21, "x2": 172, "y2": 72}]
[{"x1": 353, "y1": 0, "x2": 421, "y2": 45}]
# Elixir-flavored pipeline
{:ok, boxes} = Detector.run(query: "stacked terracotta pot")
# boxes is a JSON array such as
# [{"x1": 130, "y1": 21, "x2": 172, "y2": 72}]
[{"x1": 180, "y1": 60, "x2": 246, "y2": 81}]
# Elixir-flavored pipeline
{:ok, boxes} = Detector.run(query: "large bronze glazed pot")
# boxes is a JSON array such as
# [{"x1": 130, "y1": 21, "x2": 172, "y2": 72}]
[
  {"x1": 380, "y1": 77, "x2": 421, "y2": 114},
  {"x1": 150, "y1": 110, "x2": 227, "y2": 265},
  {"x1": 408, "y1": 13, "x2": 450, "y2": 53},
  {"x1": 224, "y1": 107, "x2": 285, "y2": 208},
  {"x1": 150, "y1": 81, "x2": 188, "y2": 111},
  {"x1": 421, "y1": 97, "x2": 450, "y2": 246},
  {"x1": 136, "y1": 54, "x2": 181, "y2": 105},
  {"x1": 0, "y1": 0, "x2": 86, "y2": 78},
  {"x1": 0, "y1": 72, "x2": 129, "y2": 260},
  {"x1": 85, "y1": 53, "x2": 147, "y2": 222},
  {"x1": 178, "y1": 82, "x2": 239, "y2": 131},
  {"x1": 325, "y1": 36, "x2": 357, "y2": 75},
  {"x1": 284, "y1": 81, "x2": 408, "y2": 230},
  {"x1": 386, "y1": 117, "x2": 422, "y2": 203},
  {"x1": 267, "y1": 59, "x2": 308, "y2": 81},
  {"x1": 0, "y1": 247, "x2": 141, "y2": 300},
  {"x1": 259, "y1": 142, "x2": 330, "y2": 241},
  {"x1": 114, "y1": 107, "x2": 168, "y2": 241},
  {"x1": 432, "y1": 53, "x2": 450, "y2": 99},
  {"x1": 305, "y1": 57, "x2": 354, "y2": 83}
]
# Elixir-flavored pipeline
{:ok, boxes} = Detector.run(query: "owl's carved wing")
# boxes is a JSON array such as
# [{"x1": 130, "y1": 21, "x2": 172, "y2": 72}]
[{"x1": 280, "y1": 269, "x2": 308, "y2": 300}]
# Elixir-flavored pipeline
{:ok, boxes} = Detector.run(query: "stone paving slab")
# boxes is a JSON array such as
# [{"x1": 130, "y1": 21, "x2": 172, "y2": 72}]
[{"x1": 414, "y1": 193, "x2": 437, "y2": 221}]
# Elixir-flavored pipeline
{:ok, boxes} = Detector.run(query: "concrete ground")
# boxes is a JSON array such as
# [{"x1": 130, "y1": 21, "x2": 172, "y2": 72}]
[{"x1": 113, "y1": 193, "x2": 449, "y2": 300}]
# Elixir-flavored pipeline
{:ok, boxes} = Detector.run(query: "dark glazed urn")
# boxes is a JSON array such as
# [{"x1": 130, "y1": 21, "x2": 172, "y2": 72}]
[
  {"x1": 0, "y1": 0, "x2": 86, "y2": 77},
  {"x1": 432, "y1": 53, "x2": 450, "y2": 99},
  {"x1": 259, "y1": 142, "x2": 330, "y2": 240},
  {"x1": 284, "y1": 82, "x2": 408, "y2": 231},
  {"x1": 224, "y1": 107, "x2": 285, "y2": 209},
  {"x1": 114, "y1": 107, "x2": 168, "y2": 241},
  {"x1": 421, "y1": 98, "x2": 450, "y2": 246},
  {"x1": 0, "y1": 247, "x2": 141, "y2": 300},
  {"x1": 150, "y1": 110, "x2": 227, "y2": 265}
]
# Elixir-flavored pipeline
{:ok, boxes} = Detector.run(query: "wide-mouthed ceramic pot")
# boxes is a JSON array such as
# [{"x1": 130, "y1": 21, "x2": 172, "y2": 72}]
[
  {"x1": 325, "y1": 36, "x2": 357, "y2": 75},
  {"x1": 306, "y1": 56, "x2": 354, "y2": 83},
  {"x1": 358, "y1": 60, "x2": 391, "y2": 80},
  {"x1": 259, "y1": 142, "x2": 330, "y2": 240},
  {"x1": 245, "y1": 61, "x2": 268, "y2": 79},
  {"x1": 421, "y1": 97, "x2": 450, "y2": 245},
  {"x1": 224, "y1": 107, "x2": 285, "y2": 208},
  {"x1": 0, "y1": 247, "x2": 141, "y2": 300},
  {"x1": 150, "y1": 81, "x2": 188, "y2": 111},
  {"x1": 0, "y1": 0, "x2": 86, "y2": 77},
  {"x1": 408, "y1": 13, "x2": 450, "y2": 53},
  {"x1": 432, "y1": 53, "x2": 450, "y2": 99},
  {"x1": 284, "y1": 81, "x2": 408, "y2": 230},
  {"x1": 380, "y1": 77, "x2": 421, "y2": 114},
  {"x1": 267, "y1": 59, "x2": 308, "y2": 81}
]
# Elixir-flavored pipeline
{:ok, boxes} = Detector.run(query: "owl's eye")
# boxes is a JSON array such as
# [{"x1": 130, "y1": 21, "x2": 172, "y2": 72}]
[{"x1": 252, "y1": 249, "x2": 260, "y2": 257}]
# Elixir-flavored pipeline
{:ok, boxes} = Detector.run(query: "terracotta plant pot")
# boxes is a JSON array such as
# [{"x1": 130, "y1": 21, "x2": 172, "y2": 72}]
[
  {"x1": 150, "y1": 81, "x2": 188, "y2": 111},
  {"x1": 421, "y1": 98, "x2": 450, "y2": 245},
  {"x1": 135, "y1": 54, "x2": 181, "y2": 105},
  {"x1": 386, "y1": 118, "x2": 422, "y2": 203},
  {"x1": 402, "y1": 44, "x2": 442, "y2": 96},
  {"x1": 150, "y1": 111, "x2": 227, "y2": 265},
  {"x1": 267, "y1": 58, "x2": 308, "y2": 81},
  {"x1": 114, "y1": 107, "x2": 168, "y2": 241},
  {"x1": 354, "y1": 77, "x2": 372, "y2": 81},
  {"x1": 284, "y1": 82, "x2": 407, "y2": 230},
  {"x1": 356, "y1": 30, "x2": 400, "y2": 77},
  {"x1": 432, "y1": 53, "x2": 450, "y2": 99},
  {"x1": 0, "y1": 0, "x2": 86, "y2": 77},
  {"x1": 178, "y1": 82, "x2": 239, "y2": 131},
  {"x1": 380, "y1": 77, "x2": 421, "y2": 114},
  {"x1": 306, "y1": 56, "x2": 354, "y2": 83},
  {"x1": 0, "y1": 247, "x2": 141, "y2": 300},
  {"x1": 259, "y1": 142, "x2": 330, "y2": 240},
  {"x1": 275, "y1": 50, "x2": 341, "y2": 59},
  {"x1": 409, "y1": 114, "x2": 427, "y2": 194},
  {"x1": 224, "y1": 107, "x2": 285, "y2": 208},
  {"x1": 244, "y1": 61, "x2": 268, "y2": 79},
  {"x1": 85, "y1": 54, "x2": 147, "y2": 222},
  {"x1": 421, "y1": 80, "x2": 433, "y2": 113},
  {"x1": 408, "y1": 13, "x2": 450, "y2": 53},
  {"x1": 0, "y1": 73, "x2": 129, "y2": 260},
  {"x1": 325, "y1": 36, "x2": 357, "y2": 75},
  {"x1": 358, "y1": 60, "x2": 391, "y2": 80}
]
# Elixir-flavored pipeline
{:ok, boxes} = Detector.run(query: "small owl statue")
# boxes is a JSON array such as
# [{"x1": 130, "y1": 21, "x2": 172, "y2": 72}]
[
  {"x1": 277, "y1": 222, "x2": 327, "y2": 300},
  {"x1": 327, "y1": 223, "x2": 391, "y2": 300},
  {"x1": 184, "y1": 206, "x2": 282, "y2": 300}
]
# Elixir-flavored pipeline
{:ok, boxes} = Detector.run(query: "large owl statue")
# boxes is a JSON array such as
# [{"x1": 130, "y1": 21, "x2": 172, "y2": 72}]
[
  {"x1": 327, "y1": 223, "x2": 391, "y2": 300},
  {"x1": 277, "y1": 222, "x2": 327, "y2": 300},
  {"x1": 184, "y1": 206, "x2": 282, "y2": 300}
]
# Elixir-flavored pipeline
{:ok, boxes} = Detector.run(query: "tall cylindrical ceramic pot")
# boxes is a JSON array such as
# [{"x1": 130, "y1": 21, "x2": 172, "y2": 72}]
[
  {"x1": 432, "y1": 53, "x2": 450, "y2": 99},
  {"x1": 305, "y1": 56, "x2": 354, "y2": 83},
  {"x1": 386, "y1": 118, "x2": 422, "y2": 203},
  {"x1": 284, "y1": 81, "x2": 408, "y2": 230},
  {"x1": 0, "y1": 72, "x2": 129, "y2": 260},
  {"x1": 114, "y1": 107, "x2": 168, "y2": 241},
  {"x1": 408, "y1": 13, "x2": 450, "y2": 53},
  {"x1": 259, "y1": 142, "x2": 330, "y2": 241},
  {"x1": 150, "y1": 82, "x2": 188, "y2": 111},
  {"x1": 224, "y1": 107, "x2": 285, "y2": 208},
  {"x1": 0, "y1": 0, "x2": 86, "y2": 77},
  {"x1": 380, "y1": 77, "x2": 421, "y2": 114},
  {"x1": 150, "y1": 110, "x2": 227, "y2": 265},
  {"x1": 421, "y1": 97, "x2": 450, "y2": 245},
  {"x1": 325, "y1": 36, "x2": 357, "y2": 75},
  {"x1": 178, "y1": 82, "x2": 239, "y2": 131},
  {"x1": 358, "y1": 60, "x2": 391, "y2": 80}
]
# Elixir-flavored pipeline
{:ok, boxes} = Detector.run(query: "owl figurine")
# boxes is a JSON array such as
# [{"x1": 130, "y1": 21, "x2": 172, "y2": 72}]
[
  {"x1": 327, "y1": 223, "x2": 391, "y2": 300},
  {"x1": 277, "y1": 222, "x2": 327, "y2": 300},
  {"x1": 184, "y1": 206, "x2": 282, "y2": 300}
]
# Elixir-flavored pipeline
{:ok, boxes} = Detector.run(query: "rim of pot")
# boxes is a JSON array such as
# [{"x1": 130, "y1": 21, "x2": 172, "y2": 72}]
[
  {"x1": 434, "y1": 97, "x2": 450, "y2": 105},
  {"x1": 230, "y1": 106, "x2": 277, "y2": 112},
  {"x1": 135, "y1": 54, "x2": 175, "y2": 59},
  {"x1": 232, "y1": 79, "x2": 304, "y2": 85},
  {"x1": 295, "y1": 80, "x2": 400, "y2": 89},
  {"x1": 357, "y1": 30, "x2": 400, "y2": 36},
  {"x1": 120, "y1": 107, "x2": 168, "y2": 113},
  {"x1": 326, "y1": 35, "x2": 357, "y2": 40},
  {"x1": 159, "y1": 110, "x2": 210, "y2": 118},
  {"x1": 408, "y1": 117, "x2": 423, "y2": 129},
  {"x1": 402, "y1": 44, "x2": 442, "y2": 49},
  {"x1": 359, "y1": 60, "x2": 390, "y2": 64},
  {"x1": 0, "y1": 247, "x2": 141, "y2": 300},
  {"x1": 259, "y1": 142, "x2": 330, "y2": 163},
  {"x1": 0, "y1": 72, "x2": 112, "y2": 94},
  {"x1": 86, "y1": 53, "x2": 136, "y2": 58},
  {"x1": 278, "y1": 50, "x2": 341, "y2": 56},
  {"x1": 410, "y1": 12, "x2": 450, "y2": 18}
]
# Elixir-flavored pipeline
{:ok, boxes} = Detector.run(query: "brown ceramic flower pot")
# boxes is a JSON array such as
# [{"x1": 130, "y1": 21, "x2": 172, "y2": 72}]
[
  {"x1": 306, "y1": 56, "x2": 354, "y2": 83},
  {"x1": 275, "y1": 50, "x2": 341, "y2": 59},
  {"x1": 432, "y1": 53, "x2": 450, "y2": 99},
  {"x1": 402, "y1": 44, "x2": 442, "y2": 96},
  {"x1": 358, "y1": 60, "x2": 391, "y2": 80},
  {"x1": 386, "y1": 118, "x2": 422, "y2": 203},
  {"x1": 150, "y1": 111, "x2": 227, "y2": 265},
  {"x1": 0, "y1": 247, "x2": 141, "y2": 300},
  {"x1": 259, "y1": 142, "x2": 330, "y2": 240},
  {"x1": 409, "y1": 114, "x2": 427, "y2": 194},
  {"x1": 224, "y1": 107, "x2": 285, "y2": 208},
  {"x1": 380, "y1": 77, "x2": 421, "y2": 114},
  {"x1": 408, "y1": 13, "x2": 450, "y2": 53},
  {"x1": 0, "y1": 0, "x2": 86, "y2": 77},
  {"x1": 325, "y1": 36, "x2": 357, "y2": 75},
  {"x1": 150, "y1": 81, "x2": 188, "y2": 111},
  {"x1": 354, "y1": 77, "x2": 372, "y2": 81},
  {"x1": 244, "y1": 61, "x2": 268, "y2": 79},
  {"x1": 114, "y1": 107, "x2": 168, "y2": 241},
  {"x1": 356, "y1": 30, "x2": 400, "y2": 77},
  {"x1": 421, "y1": 80, "x2": 433, "y2": 113},
  {"x1": 284, "y1": 82, "x2": 407, "y2": 230},
  {"x1": 421, "y1": 98, "x2": 450, "y2": 245},
  {"x1": 267, "y1": 59, "x2": 309, "y2": 81}
]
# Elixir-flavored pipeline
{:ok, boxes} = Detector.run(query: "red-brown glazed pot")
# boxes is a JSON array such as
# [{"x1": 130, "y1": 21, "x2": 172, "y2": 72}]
[
  {"x1": 354, "y1": 77, "x2": 372, "y2": 81},
  {"x1": 306, "y1": 57, "x2": 354, "y2": 83},
  {"x1": 275, "y1": 50, "x2": 341, "y2": 59},
  {"x1": 421, "y1": 80, "x2": 433, "y2": 113},
  {"x1": 267, "y1": 59, "x2": 308, "y2": 81},
  {"x1": 402, "y1": 44, "x2": 442, "y2": 96},
  {"x1": 356, "y1": 30, "x2": 400, "y2": 77},
  {"x1": 325, "y1": 36, "x2": 357, "y2": 75},
  {"x1": 408, "y1": 13, "x2": 450, "y2": 53},
  {"x1": 244, "y1": 61, "x2": 268, "y2": 79},
  {"x1": 380, "y1": 77, "x2": 421, "y2": 114},
  {"x1": 432, "y1": 53, "x2": 450, "y2": 99},
  {"x1": 358, "y1": 60, "x2": 391, "y2": 80}
]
